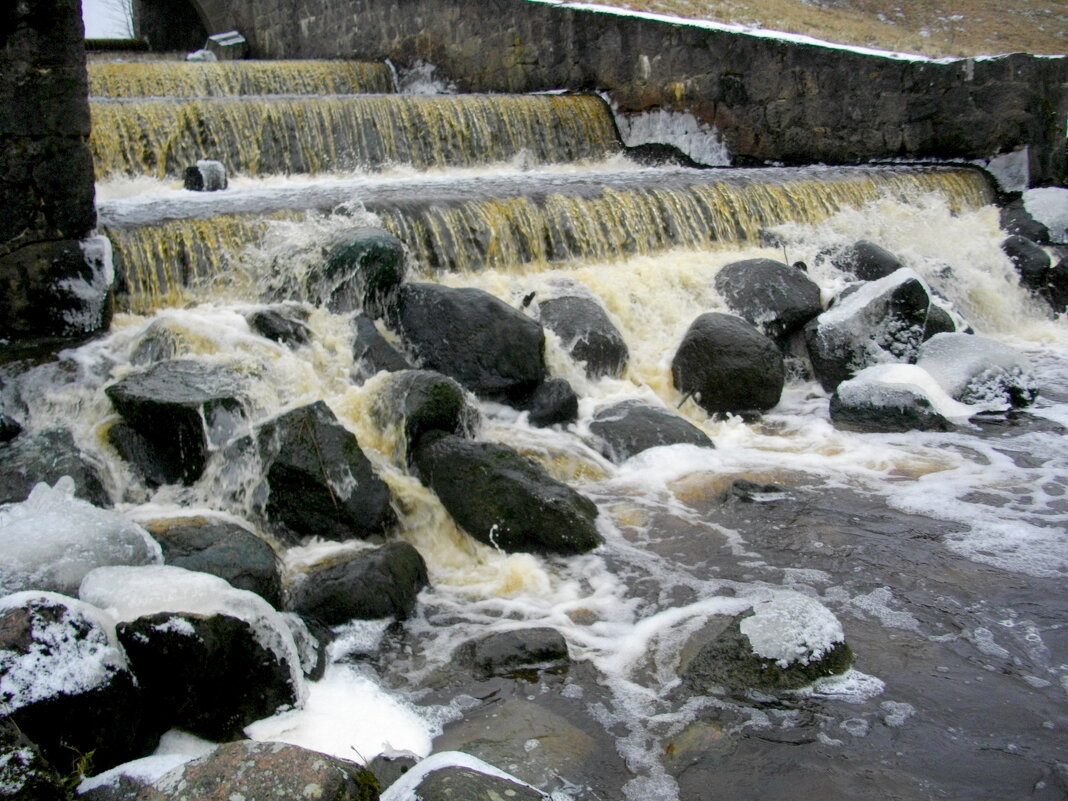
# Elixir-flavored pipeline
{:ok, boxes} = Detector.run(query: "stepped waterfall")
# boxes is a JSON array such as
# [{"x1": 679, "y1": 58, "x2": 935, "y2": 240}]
[{"x1": 3, "y1": 53, "x2": 1067, "y2": 801}]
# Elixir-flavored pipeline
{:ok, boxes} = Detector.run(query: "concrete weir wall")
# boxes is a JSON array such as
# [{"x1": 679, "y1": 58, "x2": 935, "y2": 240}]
[{"x1": 218, "y1": 0, "x2": 1067, "y2": 185}]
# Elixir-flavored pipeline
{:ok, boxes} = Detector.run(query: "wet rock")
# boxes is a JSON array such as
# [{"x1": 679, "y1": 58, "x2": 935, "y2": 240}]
[
  {"x1": 286, "y1": 542, "x2": 429, "y2": 626},
  {"x1": 681, "y1": 597, "x2": 853, "y2": 694},
  {"x1": 1047, "y1": 254, "x2": 1068, "y2": 313},
  {"x1": 280, "y1": 611, "x2": 330, "y2": 681},
  {"x1": 0, "y1": 717, "x2": 66, "y2": 801},
  {"x1": 713, "y1": 257, "x2": 822, "y2": 344},
  {"x1": 389, "y1": 283, "x2": 546, "y2": 405},
  {"x1": 371, "y1": 370, "x2": 480, "y2": 460},
  {"x1": 536, "y1": 295, "x2": 629, "y2": 378},
  {"x1": 672, "y1": 312, "x2": 785, "y2": 415},
  {"x1": 368, "y1": 753, "x2": 418, "y2": 791},
  {"x1": 829, "y1": 364, "x2": 959, "y2": 432},
  {"x1": 352, "y1": 313, "x2": 412, "y2": 381},
  {"x1": 412, "y1": 433, "x2": 601, "y2": 555},
  {"x1": 589, "y1": 400, "x2": 713, "y2": 463},
  {"x1": 319, "y1": 227, "x2": 407, "y2": 316},
  {"x1": 142, "y1": 515, "x2": 282, "y2": 609},
  {"x1": 1002, "y1": 234, "x2": 1051, "y2": 291},
  {"x1": 1000, "y1": 198, "x2": 1050, "y2": 244},
  {"x1": 152, "y1": 741, "x2": 379, "y2": 801},
  {"x1": 107, "y1": 422, "x2": 175, "y2": 489},
  {"x1": 182, "y1": 159, "x2": 228, "y2": 192},
  {"x1": 922, "y1": 303, "x2": 957, "y2": 339},
  {"x1": 456, "y1": 627, "x2": 570, "y2": 678},
  {"x1": 256, "y1": 401, "x2": 395, "y2": 544},
  {"x1": 527, "y1": 378, "x2": 579, "y2": 428},
  {"x1": 115, "y1": 610, "x2": 298, "y2": 742},
  {"x1": 625, "y1": 141, "x2": 708, "y2": 168},
  {"x1": 917, "y1": 332, "x2": 1037, "y2": 408},
  {"x1": 245, "y1": 303, "x2": 311, "y2": 347},
  {"x1": 105, "y1": 360, "x2": 247, "y2": 486},
  {"x1": 830, "y1": 240, "x2": 904, "y2": 281},
  {"x1": 0, "y1": 412, "x2": 21, "y2": 443},
  {"x1": 78, "y1": 769, "x2": 168, "y2": 801},
  {"x1": 0, "y1": 428, "x2": 109, "y2": 507},
  {"x1": 0, "y1": 478, "x2": 162, "y2": 596},
  {"x1": 804, "y1": 268, "x2": 932, "y2": 392},
  {"x1": 0, "y1": 592, "x2": 143, "y2": 774}
]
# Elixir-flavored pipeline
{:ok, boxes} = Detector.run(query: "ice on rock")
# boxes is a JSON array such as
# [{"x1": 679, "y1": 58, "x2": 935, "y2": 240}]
[
  {"x1": 835, "y1": 363, "x2": 988, "y2": 425},
  {"x1": 917, "y1": 332, "x2": 1037, "y2": 408},
  {"x1": 78, "y1": 564, "x2": 305, "y2": 701},
  {"x1": 739, "y1": 593, "x2": 844, "y2": 668},
  {"x1": 0, "y1": 478, "x2": 163, "y2": 596},
  {"x1": 0, "y1": 591, "x2": 127, "y2": 715}
]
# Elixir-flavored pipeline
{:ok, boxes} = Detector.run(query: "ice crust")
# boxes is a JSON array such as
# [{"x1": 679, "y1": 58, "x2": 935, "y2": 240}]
[
  {"x1": 739, "y1": 593, "x2": 844, "y2": 667},
  {"x1": 1023, "y1": 187, "x2": 1068, "y2": 242},
  {"x1": 0, "y1": 591, "x2": 127, "y2": 715},
  {"x1": 835, "y1": 363, "x2": 990, "y2": 424},
  {"x1": 0, "y1": 478, "x2": 163, "y2": 596},
  {"x1": 78, "y1": 564, "x2": 305, "y2": 701},
  {"x1": 917, "y1": 332, "x2": 1036, "y2": 406}
]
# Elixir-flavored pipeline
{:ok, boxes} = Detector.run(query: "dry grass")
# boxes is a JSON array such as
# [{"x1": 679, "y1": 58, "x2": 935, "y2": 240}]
[{"x1": 606, "y1": 0, "x2": 1067, "y2": 58}]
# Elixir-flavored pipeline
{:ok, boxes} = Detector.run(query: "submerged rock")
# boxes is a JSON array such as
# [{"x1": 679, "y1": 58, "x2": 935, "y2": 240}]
[
  {"x1": 380, "y1": 751, "x2": 550, "y2": 801},
  {"x1": 245, "y1": 303, "x2": 311, "y2": 347},
  {"x1": 371, "y1": 369, "x2": 480, "y2": 460},
  {"x1": 804, "y1": 268, "x2": 932, "y2": 392},
  {"x1": 412, "y1": 433, "x2": 601, "y2": 555},
  {"x1": 830, "y1": 240, "x2": 904, "y2": 281},
  {"x1": 714, "y1": 258, "x2": 822, "y2": 344},
  {"x1": 589, "y1": 399, "x2": 713, "y2": 463},
  {"x1": 527, "y1": 378, "x2": 579, "y2": 428},
  {"x1": 0, "y1": 428, "x2": 109, "y2": 507},
  {"x1": 256, "y1": 401, "x2": 395, "y2": 544},
  {"x1": 105, "y1": 360, "x2": 247, "y2": 486},
  {"x1": 536, "y1": 294, "x2": 629, "y2": 378},
  {"x1": 389, "y1": 283, "x2": 546, "y2": 405},
  {"x1": 319, "y1": 227, "x2": 407, "y2": 316},
  {"x1": 672, "y1": 312, "x2": 784, "y2": 415},
  {"x1": 287, "y1": 542, "x2": 429, "y2": 626},
  {"x1": 917, "y1": 332, "x2": 1037, "y2": 408},
  {"x1": 0, "y1": 592, "x2": 143, "y2": 774},
  {"x1": 152, "y1": 741, "x2": 378, "y2": 801},
  {"x1": 455, "y1": 627, "x2": 570, "y2": 679}
]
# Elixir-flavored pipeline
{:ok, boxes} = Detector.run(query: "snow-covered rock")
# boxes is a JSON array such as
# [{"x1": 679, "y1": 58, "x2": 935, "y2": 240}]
[
  {"x1": 0, "y1": 478, "x2": 162, "y2": 596},
  {"x1": 917, "y1": 332, "x2": 1037, "y2": 408}
]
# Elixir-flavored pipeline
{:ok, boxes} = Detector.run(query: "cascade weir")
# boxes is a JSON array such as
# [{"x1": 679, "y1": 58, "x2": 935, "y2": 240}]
[{"x1": 12, "y1": 55, "x2": 1066, "y2": 800}]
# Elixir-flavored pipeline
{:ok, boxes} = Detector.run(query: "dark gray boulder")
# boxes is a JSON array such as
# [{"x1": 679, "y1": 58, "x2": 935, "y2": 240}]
[
  {"x1": 527, "y1": 378, "x2": 579, "y2": 428},
  {"x1": 182, "y1": 159, "x2": 228, "y2": 191},
  {"x1": 0, "y1": 593, "x2": 143, "y2": 774},
  {"x1": 922, "y1": 303, "x2": 957, "y2": 339},
  {"x1": 286, "y1": 542, "x2": 429, "y2": 626},
  {"x1": 107, "y1": 421, "x2": 175, "y2": 489},
  {"x1": 589, "y1": 400, "x2": 713, "y2": 463},
  {"x1": 830, "y1": 240, "x2": 904, "y2": 281},
  {"x1": 256, "y1": 401, "x2": 395, "y2": 544},
  {"x1": 116, "y1": 610, "x2": 299, "y2": 742},
  {"x1": 713, "y1": 258, "x2": 822, "y2": 344},
  {"x1": 352, "y1": 312, "x2": 412, "y2": 382},
  {"x1": 456, "y1": 627, "x2": 570, "y2": 678},
  {"x1": 1000, "y1": 198, "x2": 1050, "y2": 244},
  {"x1": 389, "y1": 283, "x2": 546, "y2": 405},
  {"x1": 536, "y1": 295, "x2": 628, "y2": 378},
  {"x1": 804, "y1": 269, "x2": 932, "y2": 392},
  {"x1": 371, "y1": 370, "x2": 480, "y2": 460},
  {"x1": 318, "y1": 227, "x2": 407, "y2": 317},
  {"x1": 142, "y1": 515, "x2": 283, "y2": 609},
  {"x1": 0, "y1": 428, "x2": 109, "y2": 507},
  {"x1": 1002, "y1": 234, "x2": 1051, "y2": 291},
  {"x1": 245, "y1": 303, "x2": 311, "y2": 347},
  {"x1": 671, "y1": 313, "x2": 785, "y2": 415},
  {"x1": 1047, "y1": 254, "x2": 1068, "y2": 313},
  {"x1": 105, "y1": 360, "x2": 247, "y2": 486},
  {"x1": 412, "y1": 433, "x2": 601, "y2": 555},
  {"x1": 0, "y1": 717, "x2": 66, "y2": 801},
  {"x1": 151, "y1": 741, "x2": 379, "y2": 801},
  {"x1": 0, "y1": 412, "x2": 21, "y2": 443}
]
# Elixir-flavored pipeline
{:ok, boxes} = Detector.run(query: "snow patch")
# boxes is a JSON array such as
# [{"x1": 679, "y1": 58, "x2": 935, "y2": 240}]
[
  {"x1": 739, "y1": 592, "x2": 844, "y2": 667},
  {"x1": 614, "y1": 106, "x2": 730, "y2": 166},
  {"x1": 835, "y1": 363, "x2": 991, "y2": 424}
]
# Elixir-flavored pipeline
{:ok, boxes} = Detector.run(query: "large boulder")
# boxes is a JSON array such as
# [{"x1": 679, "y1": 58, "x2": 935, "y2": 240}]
[
  {"x1": 317, "y1": 227, "x2": 407, "y2": 316},
  {"x1": 0, "y1": 592, "x2": 143, "y2": 774},
  {"x1": 671, "y1": 313, "x2": 785, "y2": 415},
  {"x1": 388, "y1": 283, "x2": 546, "y2": 405},
  {"x1": 371, "y1": 370, "x2": 480, "y2": 460},
  {"x1": 589, "y1": 400, "x2": 713, "y2": 463},
  {"x1": 916, "y1": 332, "x2": 1038, "y2": 408},
  {"x1": 455, "y1": 627, "x2": 570, "y2": 679},
  {"x1": 0, "y1": 478, "x2": 162, "y2": 596},
  {"x1": 713, "y1": 258, "x2": 822, "y2": 344},
  {"x1": 412, "y1": 433, "x2": 601, "y2": 555},
  {"x1": 352, "y1": 313, "x2": 412, "y2": 382},
  {"x1": 104, "y1": 360, "x2": 247, "y2": 486},
  {"x1": 286, "y1": 542, "x2": 429, "y2": 626},
  {"x1": 829, "y1": 364, "x2": 969, "y2": 432},
  {"x1": 1001, "y1": 234, "x2": 1050, "y2": 291},
  {"x1": 151, "y1": 741, "x2": 379, "y2": 801},
  {"x1": 681, "y1": 594, "x2": 853, "y2": 694},
  {"x1": 829, "y1": 240, "x2": 905, "y2": 281},
  {"x1": 79, "y1": 565, "x2": 304, "y2": 743},
  {"x1": 804, "y1": 268, "x2": 932, "y2": 392},
  {"x1": 256, "y1": 401, "x2": 395, "y2": 544},
  {"x1": 0, "y1": 428, "x2": 109, "y2": 507},
  {"x1": 536, "y1": 295, "x2": 629, "y2": 378},
  {"x1": 142, "y1": 515, "x2": 282, "y2": 609}
]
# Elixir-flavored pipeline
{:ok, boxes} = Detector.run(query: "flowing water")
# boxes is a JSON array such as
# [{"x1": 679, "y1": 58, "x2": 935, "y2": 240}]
[{"x1": 8, "y1": 58, "x2": 1068, "y2": 800}]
